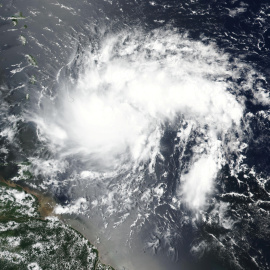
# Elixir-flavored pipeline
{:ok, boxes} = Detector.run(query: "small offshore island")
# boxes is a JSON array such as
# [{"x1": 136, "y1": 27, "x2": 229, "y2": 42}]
[{"x1": 0, "y1": 179, "x2": 114, "y2": 270}]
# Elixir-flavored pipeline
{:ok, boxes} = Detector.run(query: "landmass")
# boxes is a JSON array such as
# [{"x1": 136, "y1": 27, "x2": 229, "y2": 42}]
[{"x1": 0, "y1": 179, "x2": 114, "y2": 270}]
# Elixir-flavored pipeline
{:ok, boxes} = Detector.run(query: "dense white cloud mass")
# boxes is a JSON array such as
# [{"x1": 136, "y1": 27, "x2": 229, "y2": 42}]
[
  {"x1": 54, "y1": 198, "x2": 87, "y2": 215},
  {"x1": 32, "y1": 29, "x2": 245, "y2": 209}
]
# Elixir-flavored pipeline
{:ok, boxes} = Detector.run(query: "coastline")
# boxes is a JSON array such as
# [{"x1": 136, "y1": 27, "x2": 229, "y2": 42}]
[
  {"x1": 0, "y1": 176, "x2": 56, "y2": 219},
  {"x1": 0, "y1": 176, "x2": 115, "y2": 270}
]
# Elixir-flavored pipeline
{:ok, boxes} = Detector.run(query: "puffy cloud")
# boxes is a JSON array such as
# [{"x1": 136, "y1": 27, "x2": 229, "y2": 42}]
[{"x1": 33, "y1": 29, "x2": 244, "y2": 209}]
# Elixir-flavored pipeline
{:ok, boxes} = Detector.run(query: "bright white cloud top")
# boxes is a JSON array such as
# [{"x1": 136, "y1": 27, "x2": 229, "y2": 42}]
[{"x1": 32, "y1": 28, "x2": 247, "y2": 210}]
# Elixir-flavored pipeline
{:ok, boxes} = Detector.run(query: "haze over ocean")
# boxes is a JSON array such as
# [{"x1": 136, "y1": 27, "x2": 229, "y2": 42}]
[{"x1": 1, "y1": 1, "x2": 270, "y2": 270}]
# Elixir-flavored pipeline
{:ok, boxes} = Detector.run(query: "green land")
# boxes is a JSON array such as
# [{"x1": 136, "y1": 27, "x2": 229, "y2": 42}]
[{"x1": 0, "y1": 182, "x2": 114, "y2": 270}]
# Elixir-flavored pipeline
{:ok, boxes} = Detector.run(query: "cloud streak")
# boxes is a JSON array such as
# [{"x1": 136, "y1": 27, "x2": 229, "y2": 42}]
[{"x1": 33, "y1": 28, "x2": 244, "y2": 209}]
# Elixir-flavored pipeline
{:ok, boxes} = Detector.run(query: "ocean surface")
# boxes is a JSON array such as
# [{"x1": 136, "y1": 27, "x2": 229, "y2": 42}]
[{"x1": 1, "y1": 1, "x2": 270, "y2": 269}]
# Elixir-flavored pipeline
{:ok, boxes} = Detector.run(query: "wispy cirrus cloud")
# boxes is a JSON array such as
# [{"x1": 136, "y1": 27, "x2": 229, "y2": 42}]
[{"x1": 32, "y1": 28, "x2": 245, "y2": 209}]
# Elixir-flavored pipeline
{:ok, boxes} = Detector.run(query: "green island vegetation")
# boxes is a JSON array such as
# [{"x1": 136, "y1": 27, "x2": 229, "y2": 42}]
[
  {"x1": 19, "y1": 35, "x2": 26, "y2": 45},
  {"x1": 30, "y1": 75, "x2": 36, "y2": 85},
  {"x1": 0, "y1": 181, "x2": 114, "y2": 270},
  {"x1": 25, "y1": 54, "x2": 38, "y2": 67},
  {"x1": 11, "y1": 12, "x2": 25, "y2": 26}
]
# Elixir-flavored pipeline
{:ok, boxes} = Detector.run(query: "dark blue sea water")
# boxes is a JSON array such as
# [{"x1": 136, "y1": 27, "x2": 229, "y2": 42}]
[{"x1": 1, "y1": 1, "x2": 270, "y2": 270}]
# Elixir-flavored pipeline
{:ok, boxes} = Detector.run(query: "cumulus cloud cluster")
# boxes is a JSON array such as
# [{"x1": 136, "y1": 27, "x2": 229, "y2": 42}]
[{"x1": 33, "y1": 29, "x2": 244, "y2": 209}]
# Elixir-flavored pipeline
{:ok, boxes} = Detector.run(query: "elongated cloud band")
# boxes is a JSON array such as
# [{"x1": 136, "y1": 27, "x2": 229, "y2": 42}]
[{"x1": 33, "y1": 28, "x2": 244, "y2": 209}]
